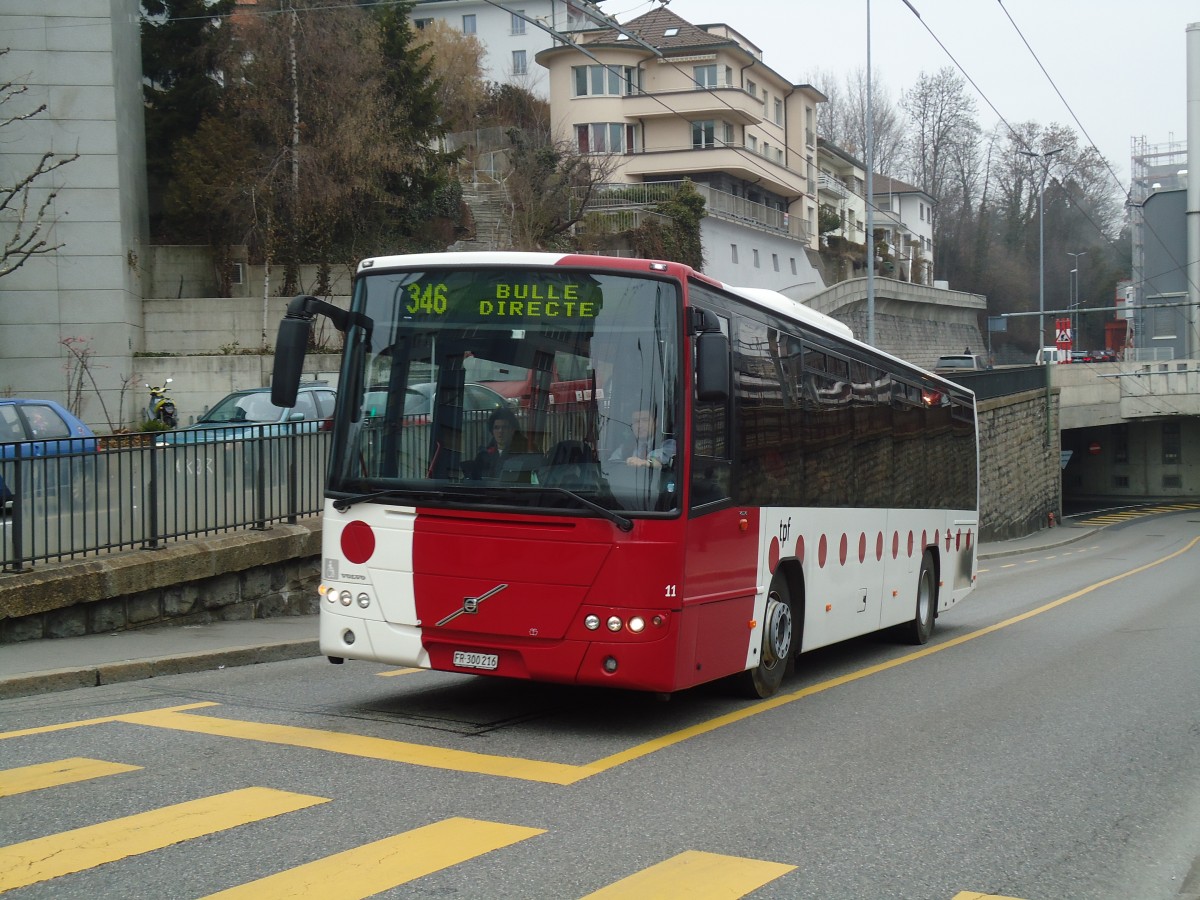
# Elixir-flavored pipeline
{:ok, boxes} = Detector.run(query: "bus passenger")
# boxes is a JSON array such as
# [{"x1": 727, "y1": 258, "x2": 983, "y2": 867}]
[
  {"x1": 467, "y1": 409, "x2": 529, "y2": 479},
  {"x1": 609, "y1": 407, "x2": 675, "y2": 470}
]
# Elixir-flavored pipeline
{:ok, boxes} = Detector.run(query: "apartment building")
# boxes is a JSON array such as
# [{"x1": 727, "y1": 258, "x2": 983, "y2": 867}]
[
  {"x1": 410, "y1": 0, "x2": 600, "y2": 99},
  {"x1": 534, "y1": 6, "x2": 827, "y2": 293},
  {"x1": 872, "y1": 175, "x2": 935, "y2": 286}
]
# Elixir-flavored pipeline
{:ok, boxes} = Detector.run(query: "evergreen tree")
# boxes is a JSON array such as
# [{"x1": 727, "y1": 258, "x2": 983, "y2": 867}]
[{"x1": 141, "y1": 0, "x2": 234, "y2": 238}]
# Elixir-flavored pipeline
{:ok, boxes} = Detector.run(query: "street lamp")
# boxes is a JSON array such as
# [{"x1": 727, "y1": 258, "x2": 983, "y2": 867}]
[
  {"x1": 1019, "y1": 147, "x2": 1063, "y2": 347},
  {"x1": 1067, "y1": 250, "x2": 1088, "y2": 347}
]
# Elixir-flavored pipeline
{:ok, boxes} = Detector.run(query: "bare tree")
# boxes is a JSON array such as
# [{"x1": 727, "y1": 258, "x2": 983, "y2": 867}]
[
  {"x1": 417, "y1": 20, "x2": 487, "y2": 134},
  {"x1": 899, "y1": 68, "x2": 979, "y2": 217},
  {"x1": 0, "y1": 49, "x2": 78, "y2": 279},
  {"x1": 817, "y1": 66, "x2": 905, "y2": 177}
]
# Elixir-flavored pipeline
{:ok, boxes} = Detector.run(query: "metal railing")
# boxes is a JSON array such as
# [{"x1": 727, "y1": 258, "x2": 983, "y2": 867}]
[
  {"x1": 1, "y1": 431, "x2": 331, "y2": 572},
  {"x1": 578, "y1": 181, "x2": 812, "y2": 243}
]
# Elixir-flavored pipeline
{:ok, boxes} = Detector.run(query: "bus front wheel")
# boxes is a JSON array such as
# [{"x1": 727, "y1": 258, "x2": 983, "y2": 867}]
[
  {"x1": 905, "y1": 552, "x2": 937, "y2": 644},
  {"x1": 738, "y1": 574, "x2": 793, "y2": 699}
]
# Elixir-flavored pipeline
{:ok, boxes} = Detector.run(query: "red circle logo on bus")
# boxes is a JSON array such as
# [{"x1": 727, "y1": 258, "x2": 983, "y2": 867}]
[
  {"x1": 876, "y1": 531, "x2": 884, "y2": 561},
  {"x1": 892, "y1": 531, "x2": 900, "y2": 560},
  {"x1": 340, "y1": 520, "x2": 376, "y2": 564},
  {"x1": 768, "y1": 536, "x2": 780, "y2": 573},
  {"x1": 839, "y1": 533, "x2": 848, "y2": 566},
  {"x1": 818, "y1": 535, "x2": 828, "y2": 568},
  {"x1": 858, "y1": 532, "x2": 867, "y2": 564},
  {"x1": 797, "y1": 535, "x2": 805, "y2": 563}
]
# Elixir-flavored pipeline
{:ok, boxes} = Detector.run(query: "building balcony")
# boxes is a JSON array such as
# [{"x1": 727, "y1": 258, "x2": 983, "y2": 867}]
[
  {"x1": 577, "y1": 180, "x2": 812, "y2": 245},
  {"x1": 818, "y1": 172, "x2": 849, "y2": 199},
  {"x1": 619, "y1": 146, "x2": 807, "y2": 200},
  {"x1": 621, "y1": 88, "x2": 764, "y2": 126}
]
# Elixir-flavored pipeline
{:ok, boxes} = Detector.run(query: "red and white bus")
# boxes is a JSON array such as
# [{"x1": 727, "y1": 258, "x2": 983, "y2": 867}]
[{"x1": 272, "y1": 252, "x2": 978, "y2": 698}]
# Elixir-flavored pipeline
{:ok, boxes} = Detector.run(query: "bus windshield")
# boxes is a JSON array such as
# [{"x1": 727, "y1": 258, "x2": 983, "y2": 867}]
[{"x1": 330, "y1": 266, "x2": 682, "y2": 515}]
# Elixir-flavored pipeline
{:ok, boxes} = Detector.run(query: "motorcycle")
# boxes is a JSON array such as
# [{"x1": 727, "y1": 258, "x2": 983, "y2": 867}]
[{"x1": 146, "y1": 378, "x2": 178, "y2": 428}]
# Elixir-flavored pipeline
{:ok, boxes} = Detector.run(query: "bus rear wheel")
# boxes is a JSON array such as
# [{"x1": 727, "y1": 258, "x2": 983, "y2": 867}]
[
  {"x1": 905, "y1": 552, "x2": 937, "y2": 644},
  {"x1": 738, "y1": 574, "x2": 793, "y2": 699}
]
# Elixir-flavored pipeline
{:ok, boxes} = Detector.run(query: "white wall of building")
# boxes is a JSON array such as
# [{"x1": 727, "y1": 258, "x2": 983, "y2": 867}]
[{"x1": 700, "y1": 218, "x2": 824, "y2": 300}]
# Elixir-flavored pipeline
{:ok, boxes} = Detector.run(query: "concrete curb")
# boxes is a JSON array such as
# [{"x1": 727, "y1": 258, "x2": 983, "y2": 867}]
[
  {"x1": 977, "y1": 526, "x2": 1098, "y2": 560},
  {"x1": 0, "y1": 639, "x2": 320, "y2": 701}
]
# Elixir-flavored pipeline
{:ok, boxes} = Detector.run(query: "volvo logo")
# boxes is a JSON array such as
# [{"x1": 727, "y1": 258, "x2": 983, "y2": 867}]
[{"x1": 436, "y1": 583, "x2": 508, "y2": 627}]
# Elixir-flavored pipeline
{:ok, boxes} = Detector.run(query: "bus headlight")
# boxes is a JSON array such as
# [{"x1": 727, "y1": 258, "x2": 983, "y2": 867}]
[
  {"x1": 606, "y1": 616, "x2": 622, "y2": 632},
  {"x1": 584, "y1": 615, "x2": 600, "y2": 630},
  {"x1": 339, "y1": 591, "x2": 353, "y2": 606},
  {"x1": 628, "y1": 616, "x2": 645, "y2": 633},
  {"x1": 356, "y1": 593, "x2": 371, "y2": 609}
]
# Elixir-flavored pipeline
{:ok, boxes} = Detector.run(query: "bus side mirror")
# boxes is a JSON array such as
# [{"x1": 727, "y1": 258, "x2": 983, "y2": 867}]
[
  {"x1": 271, "y1": 316, "x2": 311, "y2": 407},
  {"x1": 695, "y1": 331, "x2": 729, "y2": 403}
]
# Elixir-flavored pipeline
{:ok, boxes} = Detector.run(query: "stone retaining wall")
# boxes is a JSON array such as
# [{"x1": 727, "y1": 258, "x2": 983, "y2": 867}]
[{"x1": 0, "y1": 519, "x2": 322, "y2": 644}]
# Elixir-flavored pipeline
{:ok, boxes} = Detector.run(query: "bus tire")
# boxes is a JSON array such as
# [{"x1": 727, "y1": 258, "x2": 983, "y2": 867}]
[
  {"x1": 737, "y1": 573, "x2": 793, "y2": 699},
  {"x1": 905, "y1": 551, "x2": 937, "y2": 645}
]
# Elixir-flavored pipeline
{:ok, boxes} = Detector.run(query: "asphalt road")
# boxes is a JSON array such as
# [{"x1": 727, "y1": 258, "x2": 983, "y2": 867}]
[{"x1": 2, "y1": 509, "x2": 1199, "y2": 899}]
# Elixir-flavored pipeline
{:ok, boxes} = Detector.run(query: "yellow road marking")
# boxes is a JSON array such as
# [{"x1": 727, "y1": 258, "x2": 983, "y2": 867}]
[
  {"x1": 0, "y1": 758, "x2": 141, "y2": 798},
  {"x1": 202, "y1": 817, "x2": 544, "y2": 899},
  {"x1": 119, "y1": 708, "x2": 587, "y2": 785},
  {"x1": 5, "y1": 538, "x2": 1197, "y2": 786},
  {"x1": 377, "y1": 667, "x2": 424, "y2": 677},
  {"x1": 0, "y1": 787, "x2": 328, "y2": 892},
  {"x1": 580, "y1": 850, "x2": 795, "y2": 899},
  {"x1": 952, "y1": 893, "x2": 1029, "y2": 899},
  {"x1": 0, "y1": 702, "x2": 216, "y2": 742}
]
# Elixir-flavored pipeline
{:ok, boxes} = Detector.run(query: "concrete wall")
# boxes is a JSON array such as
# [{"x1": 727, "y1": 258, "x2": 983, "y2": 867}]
[
  {"x1": 0, "y1": 0, "x2": 148, "y2": 410},
  {"x1": 700, "y1": 218, "x2": 824, "y2": 296}
]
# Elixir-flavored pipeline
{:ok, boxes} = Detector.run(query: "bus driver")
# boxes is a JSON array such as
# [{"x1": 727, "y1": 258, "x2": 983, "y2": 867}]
[{"x1": 609, "y1": 407, "x2": 675, "y2": 470}]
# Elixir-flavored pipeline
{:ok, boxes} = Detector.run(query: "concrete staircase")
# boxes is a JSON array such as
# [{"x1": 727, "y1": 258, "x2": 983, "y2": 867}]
[{"x1": 452, "y1": 181, "x2": 513, "y2": 251}]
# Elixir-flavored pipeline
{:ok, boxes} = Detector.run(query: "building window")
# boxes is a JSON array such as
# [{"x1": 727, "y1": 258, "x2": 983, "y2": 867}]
[
  {"x1": 575, "y1": 123, "x2": 626, "y2": 154},
  {"x1": 462, "y1": 14, "x2": 476, "y2": 33},
  {"x1": 752, "y1": 249, "x2": 760, "y2": 268},
  {"x1": 414, "y1": 17, "x2": 433, "y2": 29},
  {"x1": 772, "y1": 253, "x2": 779, "y2": 272},
  {"x1": 747, "y1": 134, "x2": 757, "y2": 152},
  {"x1": 573, "y1": 65, "x2": 635, "y2": 97},
  {"x1": 1162, "y1": 421, "x2": 1181, "y2": 464},
  {"x1": 790, "y1": 258, "x2": 797, "y2": 275},
  {"x1": 691, "y1": 120, "x2": 732, "y2": 149},
  {"x1": 694, "y1": 65, "x2": 717, "y2": 88},
  {"x1": 746, "y1": 79, "x2": 757, "y2": 99},
  {"x1": 731, "y1": 244, "x2": 738, "y2": 264},
  {"x1": 774, "y1": 98, "x2": 783, "y2": 125},
  {"x1": 512, "y1": 50, "x2": 527, "y2": 76},
  {"x1": 511, "y1": 11, "x2": 525, "y2": 34}
]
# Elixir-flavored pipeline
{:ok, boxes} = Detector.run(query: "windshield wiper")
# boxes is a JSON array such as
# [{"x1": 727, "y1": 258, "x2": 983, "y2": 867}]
[{"x1": 512, "y1": 485, "x2": 634, "y2": 532}]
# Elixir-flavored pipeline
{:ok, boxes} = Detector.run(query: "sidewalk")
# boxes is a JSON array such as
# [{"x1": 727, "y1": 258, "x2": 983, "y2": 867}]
[{"x1": 0, "y1": 523, "x2": 1098, "y2": 702}]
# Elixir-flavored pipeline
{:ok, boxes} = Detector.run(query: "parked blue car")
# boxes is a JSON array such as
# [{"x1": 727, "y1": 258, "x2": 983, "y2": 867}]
[
  {"x1": 0, "y1": 399, "x2": 98, "y2": 505},
  {"x1": 158, "y1": 383, "x2": 335, "y2": 445}
]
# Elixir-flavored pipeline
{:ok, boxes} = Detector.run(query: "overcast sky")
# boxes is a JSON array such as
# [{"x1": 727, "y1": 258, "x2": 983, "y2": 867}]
[{"x1": 620, "y1": 0, "x2": 1196, "y2": 185}]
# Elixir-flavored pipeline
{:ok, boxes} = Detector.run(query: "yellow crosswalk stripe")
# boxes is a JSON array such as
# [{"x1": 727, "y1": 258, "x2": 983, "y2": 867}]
[
  {"x1": 579, "y1": 850, "x2": 795, "y2": 899},
  {"x1": 0, "y1": 758, "x2": 140, "y2": 798},
  {"x1": 201, "y1": 817, "x2": 544, "y2": 899},
  {"x1": 0, "y1": 786, "x2": 328, "y2": 892}
]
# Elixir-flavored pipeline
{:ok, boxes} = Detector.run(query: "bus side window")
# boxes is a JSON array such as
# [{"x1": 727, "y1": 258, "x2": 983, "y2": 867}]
[{"x1": 687, "y1": 293, "x2": 732, "y2": 511}]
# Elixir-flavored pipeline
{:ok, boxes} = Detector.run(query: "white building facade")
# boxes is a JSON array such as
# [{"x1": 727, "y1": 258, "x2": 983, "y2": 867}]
[
  {"x1": 0, "y1": 0, "x2": 148, "y2": 419},
  {"x1": 410, "y1": 0, "x2": 599, "y2": 99}
]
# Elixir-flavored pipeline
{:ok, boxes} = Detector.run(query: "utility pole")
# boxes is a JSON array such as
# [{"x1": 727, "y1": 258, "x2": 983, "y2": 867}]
[{"x1": 1019, "y1": 147, "x2": 1063, "y2": 347}]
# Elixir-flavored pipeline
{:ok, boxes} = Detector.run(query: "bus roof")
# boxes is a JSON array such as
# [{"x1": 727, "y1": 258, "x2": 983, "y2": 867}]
[{"x1": 721, "y1": 285, "x2": 855, "y2": 341}]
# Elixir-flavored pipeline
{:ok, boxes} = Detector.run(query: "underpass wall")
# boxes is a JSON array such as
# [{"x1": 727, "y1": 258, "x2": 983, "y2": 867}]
[{"x1": 977, "y1": 388, "x2": 1062, "y2": 540}]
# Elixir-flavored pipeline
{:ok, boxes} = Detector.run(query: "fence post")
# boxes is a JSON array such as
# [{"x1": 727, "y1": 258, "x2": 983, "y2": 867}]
[
  {"x1": 6, "y1": 460, "x2": 26, "y2": 571},
  {"x1": 145, "y1": 440, "x2": 161, "y2": 549}
]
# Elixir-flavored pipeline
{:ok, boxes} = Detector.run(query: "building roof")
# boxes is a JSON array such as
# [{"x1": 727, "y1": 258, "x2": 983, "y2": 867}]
[
  {"x1": 872, "y1": 174, "x2": 930, "y2": 198},
  {"x1": 582, "y1": 7, "x2": 735, "y2": 53}
]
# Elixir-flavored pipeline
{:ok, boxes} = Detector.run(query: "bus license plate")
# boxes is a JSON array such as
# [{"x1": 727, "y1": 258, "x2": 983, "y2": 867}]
[{"x1": 453, "y1": 651, "x2": 498, "y2": 671}]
